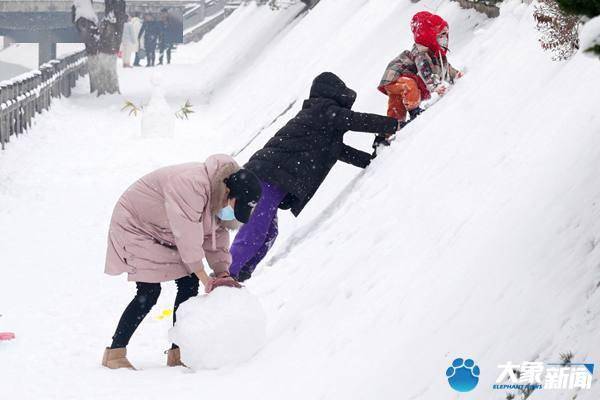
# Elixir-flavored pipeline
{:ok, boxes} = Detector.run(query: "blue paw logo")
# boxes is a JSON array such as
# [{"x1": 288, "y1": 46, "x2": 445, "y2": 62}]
[{"x1": 446, "y1": 357, "x2": 480, "y2": 392}]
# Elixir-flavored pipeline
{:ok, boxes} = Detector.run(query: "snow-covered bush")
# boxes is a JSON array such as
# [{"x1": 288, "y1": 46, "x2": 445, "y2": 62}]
[
  {"x1": 534, "y1": 0, "x2": 581, "y2": 60},
  {"x1": 535, "y1": 0, "x2": 600, "y2": 59},
  {"x1": 559, "y1": 0, "x2": 600, "y2": 58}
]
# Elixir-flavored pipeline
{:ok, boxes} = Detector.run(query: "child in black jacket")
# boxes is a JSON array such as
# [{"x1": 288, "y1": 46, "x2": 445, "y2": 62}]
[{"x1": 230, "y1": 72, "x2": 399, "y2": 281}]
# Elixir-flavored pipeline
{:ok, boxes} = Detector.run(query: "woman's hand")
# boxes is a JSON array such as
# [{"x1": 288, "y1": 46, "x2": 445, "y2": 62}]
[{"x1": 205, "y1": 272, "x2": 243, "y2": 293}]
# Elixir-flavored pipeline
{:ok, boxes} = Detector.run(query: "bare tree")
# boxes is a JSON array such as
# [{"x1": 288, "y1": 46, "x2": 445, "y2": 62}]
[{"x1": 72, "y1": 0, "x2": 127, "y2": 95}]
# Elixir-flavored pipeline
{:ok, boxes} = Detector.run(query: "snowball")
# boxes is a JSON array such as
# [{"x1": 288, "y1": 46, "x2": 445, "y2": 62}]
[{"x1": 168, "y1": 288, "x2": 267, "y2": 370}]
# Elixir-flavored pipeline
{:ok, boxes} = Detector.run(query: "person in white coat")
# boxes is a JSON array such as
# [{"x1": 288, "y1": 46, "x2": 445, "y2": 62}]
[
  {"x1": 121, "y1": 15, "x2": 138, "y2": 68},
  {"x1": 130, "y1": 13, "x2": 143, "y2": 67}
]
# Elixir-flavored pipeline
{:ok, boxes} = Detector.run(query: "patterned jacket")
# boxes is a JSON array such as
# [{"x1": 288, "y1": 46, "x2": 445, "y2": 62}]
[{"x1": 378, "y1": 43, "x2": 460, "y2": 100}]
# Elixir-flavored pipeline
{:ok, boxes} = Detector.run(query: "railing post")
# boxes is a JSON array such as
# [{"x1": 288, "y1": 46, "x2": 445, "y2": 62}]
[
  {"x1": 0, "y1": 83, "x2": 6, "y2": 150},
  {"x1": 33, "y1": 71, "x2": 41, "y2": 116},
  {"x1": 24, "y1": 76, "x2": 31, "y2": 131},
  {"x1": 41, "y1": 66, "x2": 51, "y2": 111},
  {"x1": 10, "y1": 81, "x2": 19, "y2": 138},
  {"x1": 16, "y1": 80, "x2": 23, "y2": 136},
  {"x1": 10, "y1": 83, "x2": 17, "y2": 137}
]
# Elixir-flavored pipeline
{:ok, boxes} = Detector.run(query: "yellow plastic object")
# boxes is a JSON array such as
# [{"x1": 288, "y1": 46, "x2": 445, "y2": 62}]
[{"x1": 154, "y1": 308, "x2": 173, "y2": 321}]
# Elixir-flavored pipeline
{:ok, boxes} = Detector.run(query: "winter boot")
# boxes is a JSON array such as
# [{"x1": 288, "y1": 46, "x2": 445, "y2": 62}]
[
  {"x1": 166, "y1": 347, "x2": 187, "y2": 367},
  {"x1": 102, "y1": 347, "x2": 136, "y2": 370}
]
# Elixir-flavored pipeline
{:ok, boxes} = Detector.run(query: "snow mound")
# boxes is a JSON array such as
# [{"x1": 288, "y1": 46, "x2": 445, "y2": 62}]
[
  {"x1": 168, "y1": 287, "x2": 267, "y2": 370},
  {"x1": 580, "y1": 15, "x2": 600, "y2": 57}
]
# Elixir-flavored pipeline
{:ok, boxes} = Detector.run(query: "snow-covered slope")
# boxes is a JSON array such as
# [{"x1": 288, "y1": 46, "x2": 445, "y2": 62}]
[{"x1": 1, "y1": 1, "x2": 600, "y2": 399}]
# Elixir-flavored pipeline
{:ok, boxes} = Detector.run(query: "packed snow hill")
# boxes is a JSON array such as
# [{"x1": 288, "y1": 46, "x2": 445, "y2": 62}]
[{"x1": 1, "y1": 0, "x2": 600, "y2": 399}]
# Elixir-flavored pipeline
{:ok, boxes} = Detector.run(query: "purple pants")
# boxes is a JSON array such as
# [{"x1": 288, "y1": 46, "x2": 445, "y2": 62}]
[{"x1": 229, "y1": 180, "x2": 287, "y2": 279}]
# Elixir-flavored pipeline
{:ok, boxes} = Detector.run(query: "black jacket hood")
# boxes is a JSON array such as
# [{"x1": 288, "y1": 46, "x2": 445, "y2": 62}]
[{"x1": 308, "y1": 72, "x2": 357, "y2": 109}]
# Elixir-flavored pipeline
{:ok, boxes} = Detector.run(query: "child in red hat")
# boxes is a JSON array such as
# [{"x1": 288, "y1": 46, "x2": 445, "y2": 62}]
[{"x1": 376, "y1": 11, "x2": 463, "y2": 148}]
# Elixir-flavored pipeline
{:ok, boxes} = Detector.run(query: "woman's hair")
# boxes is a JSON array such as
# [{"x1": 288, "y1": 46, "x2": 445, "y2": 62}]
[{"x1": 223, "y1": 177, "x2": 235, "y2": 199}]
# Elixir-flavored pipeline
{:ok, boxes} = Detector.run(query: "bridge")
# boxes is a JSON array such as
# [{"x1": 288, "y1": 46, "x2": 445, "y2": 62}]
[{"x1": 0, "y1": 0, "x2": 227, "y2": 64}]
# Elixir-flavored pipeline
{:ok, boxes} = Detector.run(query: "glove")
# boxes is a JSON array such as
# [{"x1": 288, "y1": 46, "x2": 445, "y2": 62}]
[
  {"x1": 372, "y1": 135, "x2": 391, "y2": 149},
  {"x1": 236, "y1": 268, "x2": 253, "y2": 283},
  {"x1": 434, "y1": 84, "x2": 448, "y2": 96},
  {"x1": 384, "y1": 77, "x2": 421, "y2": 110},
  {"x1": 205, "y1": 272, "x2": 242, "y2": 293},
  {"x1": 408, "y1": 107, "x2": 423, "y2": 120}
]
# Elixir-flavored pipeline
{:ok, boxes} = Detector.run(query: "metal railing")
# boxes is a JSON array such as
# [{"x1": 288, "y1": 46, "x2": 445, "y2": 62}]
[{"x1": 0, "y1": 50, "x2": 87, "y2": 151}]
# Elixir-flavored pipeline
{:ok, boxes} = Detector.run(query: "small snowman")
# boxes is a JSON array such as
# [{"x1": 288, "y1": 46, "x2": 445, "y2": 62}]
[{"x1": 141, "y1": 72, "x2": 175, "y2": 138}]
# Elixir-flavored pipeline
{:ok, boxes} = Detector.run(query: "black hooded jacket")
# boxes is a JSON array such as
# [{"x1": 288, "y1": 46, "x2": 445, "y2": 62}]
[{"x1": 244, "y1": 72, "x2": 398, "y2": 216}]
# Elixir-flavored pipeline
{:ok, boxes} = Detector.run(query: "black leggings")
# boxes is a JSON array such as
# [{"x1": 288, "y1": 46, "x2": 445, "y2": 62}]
[
  {"x1": 144, "y1": 36, "x2": 157, "y2": 66},
  {"x1": 159, "y1": 44, "x2": 172, "y2": 64},
  {"x1": 110, "y1": 274, "x2": 199, "y2": 349}
]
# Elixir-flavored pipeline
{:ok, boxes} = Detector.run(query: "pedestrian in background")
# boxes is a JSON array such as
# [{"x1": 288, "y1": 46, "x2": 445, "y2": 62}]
[
  {"x1": 139, "y1": 13, "x2": 160, "y2": 67},
  {"x1": 130, "y1": 12, "x2": 143, "y2": 67},
  {"x1": 158, "y1": 8, "x2": 176, "y2": 65},
  {"x1": 121, "y1": 15, "x2": 137, "y2": 68}
]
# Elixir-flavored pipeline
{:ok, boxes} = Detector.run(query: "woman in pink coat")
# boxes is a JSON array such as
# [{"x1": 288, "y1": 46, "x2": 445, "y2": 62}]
[{"x1": 102, "y1": 154, "x2": 262, "y2": 370}]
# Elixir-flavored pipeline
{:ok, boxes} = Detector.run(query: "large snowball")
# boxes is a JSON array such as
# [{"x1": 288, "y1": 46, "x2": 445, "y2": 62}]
[{"x1": 168, "y1": 287, "x2": 267, "y2": 370}]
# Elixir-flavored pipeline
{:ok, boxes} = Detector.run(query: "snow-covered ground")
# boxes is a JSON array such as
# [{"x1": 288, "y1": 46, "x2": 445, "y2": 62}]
[
  {"x1": 0, "y1": 43, "x2": 39, "y2": 70},
  {"x1": 1, "y1": 0, "x2": 600, "y2": 399},
  {"x1": 0, "y1": 60, "x2": 29, "y2": 81}
]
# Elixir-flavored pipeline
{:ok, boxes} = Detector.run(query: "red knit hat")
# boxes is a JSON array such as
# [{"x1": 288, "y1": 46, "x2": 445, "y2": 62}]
[{"x1": 410, "y1": 11, "x2": 449, "y2": 55}]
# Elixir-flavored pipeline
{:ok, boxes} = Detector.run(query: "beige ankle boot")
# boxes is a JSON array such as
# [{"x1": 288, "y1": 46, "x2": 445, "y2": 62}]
[
  {"x1": 166, "y1": 347, "x2": 187, "y2": 367},
  {"x1": 102, "y1": 347, "x2": 136, "y2": 370}
]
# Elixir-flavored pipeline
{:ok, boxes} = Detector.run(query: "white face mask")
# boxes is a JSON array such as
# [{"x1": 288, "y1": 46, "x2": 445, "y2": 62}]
[
  {"x1": 438, "y1": 34, "x2": 449, "y2": 49},
  {"x1": 217, "y1": 205, "x2": 236, "y2": 221}
]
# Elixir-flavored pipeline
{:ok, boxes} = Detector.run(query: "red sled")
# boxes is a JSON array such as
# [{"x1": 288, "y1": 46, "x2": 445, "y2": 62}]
[{"x1": 0, "y1": 332, "x2": 15, "y2": 341}]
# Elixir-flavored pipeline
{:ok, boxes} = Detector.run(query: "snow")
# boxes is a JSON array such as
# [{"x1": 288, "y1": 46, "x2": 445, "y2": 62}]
[
  {"x1": 168, "y1": 288, "x2": 267, "y2": 370},
  {"x1": 183, "y1": 10, "x2": 226, "y2": 35},
  {"x1": 0, "y1": 43, "x2": 86, "y2": 80},
  {"x1": 0, "y1": 43, "x2": 38, "y2": 69},
  {"x1": 0, "y1": 60, "x2": 29, "y2": 81},
  {"x1": 73, "y1": 0, "x2": 99, "y2": 24},
  {"x1": 1, "y1": 0, "x2": 600, "y2": 399},
  {"x1": 141, "y1": 73, "x2": 175, "y2": 138},
  {"x1": 580, "y1": 15, "x2": 600, "y2": 56}
]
